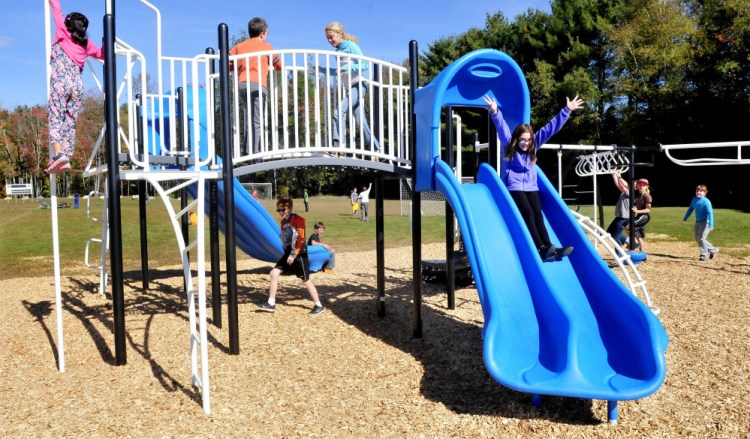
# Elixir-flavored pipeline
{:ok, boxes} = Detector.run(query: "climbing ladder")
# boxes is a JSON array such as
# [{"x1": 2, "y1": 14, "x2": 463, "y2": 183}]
[
  {"x1": 84, "y1": 190, "x2": 109, "y2": 295},
  {"x1": 132, "y1": 170, "x2": 214, "y2": 413},
  {"x1": 571, "y1": 210, "x2": 658, "y2": 314}
]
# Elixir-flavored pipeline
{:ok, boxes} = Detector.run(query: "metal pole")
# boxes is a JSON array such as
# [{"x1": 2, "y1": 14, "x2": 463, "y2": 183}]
[
  {"x1": 103, "y1": 9, "x2": 127, "y2": 365},
  {"x1": 206, "y1": 47, "x2": 222, "y2": 328},
  {"x1": 177, "y1": 87, "x2": 190, "y2": 289},
  {"x1": 373, "y1": 67, "x2": 381, "y2": 152},
  {"x1": 408, "y1": 40, "x2": 422, "y2": 338},
  {"x1": 473, "y1": 133, "x2": 479, "y2": 184},
  {"x1": 628, "y1": 145, "x2": 636, "y2": 250},
  {"x1": 218, "y1": 24, "x2": 240, "y2": 354},
  {"x1": 376, "y1": 175, "x2": 385, "y2": 317},
  {"x1": 135, "y1": 95, "x2": 150, "y2": 290},
  {"x1": 444, "y1": 106, "x2": 455, "y2": 310}
]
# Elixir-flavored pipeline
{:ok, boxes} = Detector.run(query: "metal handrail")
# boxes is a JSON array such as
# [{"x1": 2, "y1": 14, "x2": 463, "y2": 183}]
[{"x1": 661, "y1": 141, "x2": 750, "y2": 166}]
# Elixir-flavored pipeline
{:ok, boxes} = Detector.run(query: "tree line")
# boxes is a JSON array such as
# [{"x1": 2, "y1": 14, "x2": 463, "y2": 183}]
[
  {"x1": 2, "y1": 0, "x2": 747, "y2": 207},
  {"x1": 416, "y1": 0, "x2": 748, "y2": 209}
]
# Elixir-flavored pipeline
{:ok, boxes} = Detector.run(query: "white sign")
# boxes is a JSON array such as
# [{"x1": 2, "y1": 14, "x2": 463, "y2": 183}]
[{"x1": 8, "y1": 184, "x2": 32, "y2": 195}]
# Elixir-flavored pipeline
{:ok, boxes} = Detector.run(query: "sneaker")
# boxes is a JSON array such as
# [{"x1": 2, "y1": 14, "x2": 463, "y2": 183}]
[
  {"x1": 49, "y1": 162, "x2": 72, "y2": 174},
  {"x1": 46, "y1": 153, "x2": 70, "y2": 174},
  {"x1": 555, "y1": 246, "x2": 574, "y2": 258},
  {"x1": 709, "y1": 249, "x2": 719, "y2": 260},
  {"x1": 540, "y1": 245, "x2": 557, "y2": 261},
  {"x1": 323, "y1": 268, "x2": 335, "y2": 274},
  {"x1": 309, "y1": 305, "x2": 324, "y2": 316},
  {"x1": 698, "y1": 256, "x2": 706, "y2": 261},
  {"x1": 256, "y1": 302, "x2": 275, "y2": 312}
]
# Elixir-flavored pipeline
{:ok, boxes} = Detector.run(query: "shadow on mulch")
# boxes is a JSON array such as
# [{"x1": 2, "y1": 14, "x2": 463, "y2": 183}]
[
  {"x1": 320, "y1": 266, "x2": 600, "y2": 426},
  {"x1": 24, "y1": 265, "x2": 600, "y2": 425}
]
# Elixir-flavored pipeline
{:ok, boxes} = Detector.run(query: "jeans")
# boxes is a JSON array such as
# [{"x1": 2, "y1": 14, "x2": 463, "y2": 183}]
[
  {"x1": 333, "y1": 83, "x2": 380, "y2": 151},
  {"x1": 607, "y1": 217, "x2": 629, "y2": 246},
  {"x1": 239, "y1": 81, "x2": 266, "y2": 154},
  {"x1": 694, "y1": 221, "x2": 717, "y2": 258}
]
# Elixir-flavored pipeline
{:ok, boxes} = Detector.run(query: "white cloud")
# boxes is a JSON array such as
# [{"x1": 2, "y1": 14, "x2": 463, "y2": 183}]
[{"x1": 0, "y1": 36, "x2": 12, "y2": 47}]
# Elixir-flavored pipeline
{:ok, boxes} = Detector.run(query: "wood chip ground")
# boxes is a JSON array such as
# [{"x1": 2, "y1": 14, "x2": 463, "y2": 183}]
[{"x1": 1, "y1": 241, "x2": 749, "y2": 437}]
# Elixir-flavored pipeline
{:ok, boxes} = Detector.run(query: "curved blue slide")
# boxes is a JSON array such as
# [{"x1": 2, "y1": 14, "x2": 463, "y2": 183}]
[
  {"x1": 149, "y1": 88, "x2": 330, "y2": 270},
  {"x1": 416, "y1": 49, "x2": 667, "y2": 407}
]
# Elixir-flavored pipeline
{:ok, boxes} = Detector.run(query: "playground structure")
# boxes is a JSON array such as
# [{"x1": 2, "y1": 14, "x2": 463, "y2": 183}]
[{"x1": 53, "y1": 1, "x2": 750, "y2": 424}]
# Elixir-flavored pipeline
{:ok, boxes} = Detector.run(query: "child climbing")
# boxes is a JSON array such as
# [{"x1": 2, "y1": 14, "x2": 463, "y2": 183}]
[{"x1": 46, "y1": 0, "x2": 104, "y2": 174}]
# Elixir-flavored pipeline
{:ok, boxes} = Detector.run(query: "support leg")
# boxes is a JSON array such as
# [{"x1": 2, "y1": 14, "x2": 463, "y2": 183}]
[{"x1": 607, "y1": 400, "x2": 619, "y2": 424}]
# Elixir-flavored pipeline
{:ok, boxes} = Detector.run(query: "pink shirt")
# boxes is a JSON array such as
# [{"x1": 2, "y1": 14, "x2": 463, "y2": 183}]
[{"x1": 50, "y1": 0, "x2": 103, "y2": 70}]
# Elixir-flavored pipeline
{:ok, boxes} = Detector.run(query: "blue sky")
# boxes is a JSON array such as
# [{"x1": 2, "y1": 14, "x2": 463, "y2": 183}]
[{"x1": 0, "y1": 0, "x2": 550, "y2": 109}]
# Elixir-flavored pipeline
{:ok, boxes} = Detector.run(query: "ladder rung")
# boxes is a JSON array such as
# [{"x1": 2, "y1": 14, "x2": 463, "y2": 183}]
[
  {"x1": 184, "y1": 239, "x2": 198, "y2": 253},
  {"x1": 191, "y1": 333, "x2": 201, "y2": 346},
  {"x1": 192, "y1": 374, "x2": 203, "y2": 388}
]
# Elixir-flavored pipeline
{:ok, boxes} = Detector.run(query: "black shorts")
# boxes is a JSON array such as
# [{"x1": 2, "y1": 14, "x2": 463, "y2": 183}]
[
  {"x1": 274, "y1": 250, "x2": 310, "y2": 281},
  {"x1": 633, "y1": 214, "x2": 650, "y2": 238}
]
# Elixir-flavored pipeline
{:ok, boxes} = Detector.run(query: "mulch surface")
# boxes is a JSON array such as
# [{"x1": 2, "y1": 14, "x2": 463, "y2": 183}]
[{"x1": 1, "y1": 241, "x2": 749, "y2": 437}]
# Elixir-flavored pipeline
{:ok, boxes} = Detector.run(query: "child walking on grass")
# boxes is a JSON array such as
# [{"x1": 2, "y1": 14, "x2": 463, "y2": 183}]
[
  {"x1": 46, "y1": 0, "x2": 104, "y2": 174},
  {"x1": 683, "y1": 184, "x2": 719, "y2": 261}
]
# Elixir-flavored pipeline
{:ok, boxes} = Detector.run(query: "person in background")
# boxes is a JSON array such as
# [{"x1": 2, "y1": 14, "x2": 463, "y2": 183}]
[
  {"x1": 303, "y1": 188, "x2": 310, "y2": 212},
  {"x1": 229, "y1": 17, "x2": 282, "y2": 155},
  {"x1": 358, "y1": 182, "x2": 372, "y2": 222},
  {"x1": 252, "y1": 190, "x2": 259, "y2": 200},
  {"x1": 46, "y1": 0, "x2": 104, "y2": 174},
  {"x1": 320, "y1": 22, "x2": 380, "y2": 153},
  {"x1": 606, "y1": 171, "x2": 630, "y2": 247},
  {"x1": 257, "y1": 197, "x2": 324, "y2": 315},
  {"x1": 683, "y1": 184, "x2": 719, "y2": 261},
  {"x1": 73, "y1": 192, "x2": 80, "y2": 209},
  {"x1": 626, "y1": 178, "x2": 653, "y2": 252},
  {"x1": 350, "y1": 187, "x2": 359, "y2": 217},
  {"x1": 483, "y1": 94, "x2": 584, "y2": 261},
  {"x1": 308, "y1": 221, "x2": 336, "y2": 273}
]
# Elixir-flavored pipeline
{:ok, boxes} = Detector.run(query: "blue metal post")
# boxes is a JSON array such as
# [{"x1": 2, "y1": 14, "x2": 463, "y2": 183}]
[{"x1": 608, "y1": 400, "x2": 619, "y2": 424}]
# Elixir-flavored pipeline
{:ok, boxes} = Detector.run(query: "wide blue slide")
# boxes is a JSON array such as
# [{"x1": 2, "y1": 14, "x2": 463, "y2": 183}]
[
  {"x1": 147, "y1": 88, "x2": 330, "y2": 270},
  {"x1": 416, "y1": 50, "x2": 667, "y2": 411}
]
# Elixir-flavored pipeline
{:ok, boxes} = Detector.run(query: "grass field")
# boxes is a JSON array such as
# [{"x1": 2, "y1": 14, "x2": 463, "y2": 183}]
[{"x1": 1, "y1": 194, "x2": 748, "y2": 280}]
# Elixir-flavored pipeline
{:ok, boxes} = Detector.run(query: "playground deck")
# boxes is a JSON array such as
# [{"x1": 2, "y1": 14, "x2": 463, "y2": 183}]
[{"x1": 1, "y1": 240, "x2": 748, "y2": 436}]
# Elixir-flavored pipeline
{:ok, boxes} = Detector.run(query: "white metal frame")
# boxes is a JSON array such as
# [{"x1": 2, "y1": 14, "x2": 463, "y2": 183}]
[{"x1": 661, "y1": 141, "x2": 750, "y2": 166}]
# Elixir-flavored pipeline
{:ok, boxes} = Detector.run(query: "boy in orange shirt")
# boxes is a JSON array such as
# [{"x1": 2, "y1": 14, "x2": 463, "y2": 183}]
[{"x1": 229, "y1": 18, "x2": 282, "y2": 154}]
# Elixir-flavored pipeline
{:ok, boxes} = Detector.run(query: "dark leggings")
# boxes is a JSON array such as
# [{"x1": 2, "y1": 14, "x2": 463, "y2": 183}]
[{"x1": 510, "y1": 190, "x2": 551, "y2": 250}]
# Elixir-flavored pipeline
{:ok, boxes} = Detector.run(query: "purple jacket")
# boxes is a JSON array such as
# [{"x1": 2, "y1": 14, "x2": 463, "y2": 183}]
[{"x1": 491, "y1": 107, "x2": 571, "y2": 192}]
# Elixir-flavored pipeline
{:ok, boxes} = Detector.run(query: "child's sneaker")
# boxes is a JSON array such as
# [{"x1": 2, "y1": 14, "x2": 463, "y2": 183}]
[
  {"x1": 309, "y1": 305, "x2": 324, "y2": 316},
  {"x1": 709, "y1": 248, "x2": 719, "y2": 260},
  {"x1": 46, "y1": 153, "x2": 70, "y2": 174},
  {"x1": 555, "y1": 246, "x2": 574, "y2": 258},
  {"x1": 540, "y1": 245, "x2": 557, "y2": 262},
  {"x1": 698, "y1": 256, "x2": 706, "y2": 261},
  {"x1": 256, "y1": 302, "x2": 275, "y2": 313}
]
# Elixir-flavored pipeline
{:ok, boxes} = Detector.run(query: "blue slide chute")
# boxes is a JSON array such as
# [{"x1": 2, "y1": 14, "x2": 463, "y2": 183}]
[
  {"x1": 148, "y1": 88, "x2": 330, "y2": 269},
  {"x1": 418, "y1": 50, "x2": 667, "y2": 402}
]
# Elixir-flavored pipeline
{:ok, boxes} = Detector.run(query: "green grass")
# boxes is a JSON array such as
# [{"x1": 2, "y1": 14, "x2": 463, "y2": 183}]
[
  {"x1": 1, "y1": 195, "x2": 747, "y2": 281},
  {"x1": 0, "y1": 195, "x2": 447, "y2": 280},
  {"x1": 576, "y1": 204, "x2": 749, "y2": 252}
]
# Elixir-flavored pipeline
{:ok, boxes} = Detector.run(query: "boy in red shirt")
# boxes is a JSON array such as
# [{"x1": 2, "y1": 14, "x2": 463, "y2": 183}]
[{"x1": 257, "y1": 197, "x2": 324, "y2": 315}]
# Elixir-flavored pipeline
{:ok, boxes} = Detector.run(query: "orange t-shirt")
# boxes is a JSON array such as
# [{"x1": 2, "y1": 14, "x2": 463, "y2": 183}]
[{"x1": 228, "y1": 37, "x2": 282, "y2": 87}]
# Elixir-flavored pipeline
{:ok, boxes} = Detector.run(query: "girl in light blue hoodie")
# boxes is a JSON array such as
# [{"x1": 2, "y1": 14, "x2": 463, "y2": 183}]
[{"x1": 323, "y1": 22, "x2": 380, "y2": 152}]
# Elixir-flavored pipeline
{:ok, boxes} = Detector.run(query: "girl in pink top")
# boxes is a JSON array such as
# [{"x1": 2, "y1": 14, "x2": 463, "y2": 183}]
[{"x1": 46, "y1": 0, "x2": 103, "y2": 174}]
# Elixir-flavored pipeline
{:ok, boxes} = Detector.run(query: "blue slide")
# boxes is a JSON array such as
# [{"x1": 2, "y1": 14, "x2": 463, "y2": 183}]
[
  {"x1": 417, "y1": 50, "x2": 667, "y2": 405},
  {"x1": 148, "y1": 88, "x2": 330, "y2": 270}
]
